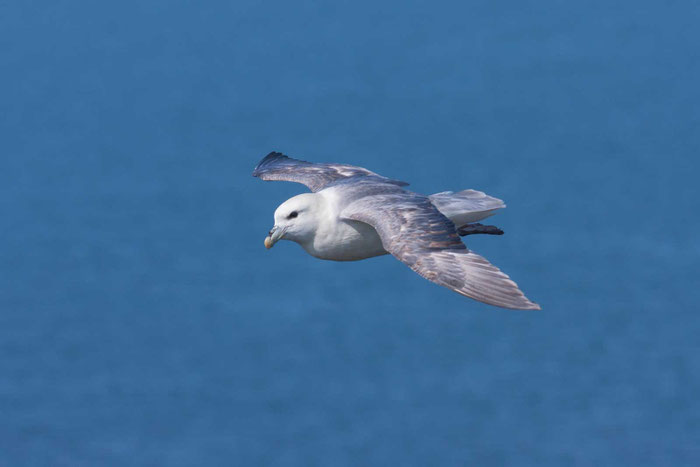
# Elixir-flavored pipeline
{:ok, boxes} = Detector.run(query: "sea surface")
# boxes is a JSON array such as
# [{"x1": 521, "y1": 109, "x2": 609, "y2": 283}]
[{"x1": 1, "y1": 1, "x2": 699, "y2": 465}]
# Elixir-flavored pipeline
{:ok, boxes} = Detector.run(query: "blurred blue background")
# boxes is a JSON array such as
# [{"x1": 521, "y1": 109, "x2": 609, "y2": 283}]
[{"x1": 1, "y1": 0, "x2": 699, "y2": 465}]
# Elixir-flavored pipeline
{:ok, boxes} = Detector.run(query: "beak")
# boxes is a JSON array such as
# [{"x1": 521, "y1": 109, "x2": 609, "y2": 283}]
[{"x1": 264, "y1": 225, "x2": 284, "y2": 249}]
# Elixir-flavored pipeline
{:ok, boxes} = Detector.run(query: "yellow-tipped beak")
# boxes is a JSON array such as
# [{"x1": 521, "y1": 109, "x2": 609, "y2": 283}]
[{"x1": 264, "y1": 225, "x2": 282, "y2": 249}]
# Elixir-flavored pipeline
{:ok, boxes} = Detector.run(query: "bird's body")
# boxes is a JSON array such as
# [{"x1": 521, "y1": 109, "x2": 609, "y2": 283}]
[
  {"x1": 254, "y1": 152, "x2": 540, "y2": 310},
  {"x1": 293, "y1": 184, "x2": 504, "y2": 261},
  {"x1": 304, "y1": 215, "x2": 387, "y2": 261},
  {"x1": 298, "y1": 187, "x2": 387, "y2": 261}
]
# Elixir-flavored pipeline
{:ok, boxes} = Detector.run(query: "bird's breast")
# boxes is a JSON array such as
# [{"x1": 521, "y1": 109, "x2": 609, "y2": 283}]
[{"x1": 303, "y1": 219, "x2": 387, "y2": 261}]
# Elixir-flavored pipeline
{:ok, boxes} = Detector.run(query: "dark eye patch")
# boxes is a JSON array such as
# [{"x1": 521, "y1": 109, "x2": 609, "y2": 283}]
[{"x1": 288, "y1": 211, "x2": 298, "y2": 219}]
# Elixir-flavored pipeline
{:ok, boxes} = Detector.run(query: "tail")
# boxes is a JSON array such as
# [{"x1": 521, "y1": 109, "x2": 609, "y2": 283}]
[{"x1": 429, "y1": 189, "x2": 506, "y2": 226}]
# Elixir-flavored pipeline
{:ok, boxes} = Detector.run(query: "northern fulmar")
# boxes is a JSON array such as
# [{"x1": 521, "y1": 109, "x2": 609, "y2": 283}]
[{"x1": 253, "y1": 152, "x2": 540, "y2": 310}]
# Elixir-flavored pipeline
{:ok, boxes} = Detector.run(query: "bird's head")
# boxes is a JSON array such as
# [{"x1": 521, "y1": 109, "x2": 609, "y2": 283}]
[{"x1": 264, "y1": 193, "x2": 320, "y2": 249}]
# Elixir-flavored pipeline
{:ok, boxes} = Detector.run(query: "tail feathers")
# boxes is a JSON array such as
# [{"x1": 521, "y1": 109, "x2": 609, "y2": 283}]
[{"x1": 429, "y1": 189, "x2": 506, "y2": 226}]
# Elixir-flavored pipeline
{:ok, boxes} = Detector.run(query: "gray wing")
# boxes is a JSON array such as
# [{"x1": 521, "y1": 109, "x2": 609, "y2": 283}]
[
  {"x1": 252, "y1": 152, "x2": 409, "y2": 193},
  {"x1": 341, "y1": 192, "x2": 540, "y2": 310}
]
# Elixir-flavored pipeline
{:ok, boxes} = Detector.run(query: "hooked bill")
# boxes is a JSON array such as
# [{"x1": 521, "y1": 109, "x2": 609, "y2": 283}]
[{"x1": 264, "y1": 236, "x2": 273, "y2": 249}]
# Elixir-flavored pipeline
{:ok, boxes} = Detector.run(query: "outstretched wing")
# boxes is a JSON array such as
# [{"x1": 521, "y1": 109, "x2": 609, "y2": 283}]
[
  {"x1": 341, "y1": 192, "x2": 540, "y2": 310},
  {"x1": 252, "y1": 152, "x2": 408, "y2": 192}
]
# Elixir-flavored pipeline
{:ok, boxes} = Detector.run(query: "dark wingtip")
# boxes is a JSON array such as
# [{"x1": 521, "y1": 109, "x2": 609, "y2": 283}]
[
  {"x1": 252, "y1": 151, "x2": 288, "y2": 177},
  {"x1": 260, "y1": 151, "x2": 287, "y2": 164}
]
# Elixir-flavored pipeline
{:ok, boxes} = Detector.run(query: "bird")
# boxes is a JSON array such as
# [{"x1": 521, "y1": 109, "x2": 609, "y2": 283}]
[{"x1": 252, "y1": 152, "x2": 540, "y2": 310}]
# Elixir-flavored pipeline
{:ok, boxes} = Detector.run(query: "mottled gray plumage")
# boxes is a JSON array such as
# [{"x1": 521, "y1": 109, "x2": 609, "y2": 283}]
[
  {"x1": 340, "y1": 193, "x2": 539, "y2": 310},
  {"x1": 253, "y1": 152, "x2": 540, "y2": 310},
  {"x1": 253, "y1": 151, "x2": 408, "y2": 192}
]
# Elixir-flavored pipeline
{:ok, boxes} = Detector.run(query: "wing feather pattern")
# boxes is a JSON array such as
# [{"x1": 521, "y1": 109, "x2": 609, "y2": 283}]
[
  {"x1": 341, "y1": 193, "x2": 540, "y2": 310},
  {"x1": 252, "y1": 152, "x2": 408, "y2": 192}
]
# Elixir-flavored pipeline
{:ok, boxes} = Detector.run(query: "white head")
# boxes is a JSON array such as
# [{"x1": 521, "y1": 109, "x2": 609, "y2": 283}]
[{"x1": 264, "y1": 193, "x2": 320, "y2": 249}]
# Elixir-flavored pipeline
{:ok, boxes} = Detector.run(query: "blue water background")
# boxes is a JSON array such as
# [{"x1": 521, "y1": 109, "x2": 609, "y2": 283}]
[{"x1": 2, "y1": 1, "x2": 699, "y2": 465}]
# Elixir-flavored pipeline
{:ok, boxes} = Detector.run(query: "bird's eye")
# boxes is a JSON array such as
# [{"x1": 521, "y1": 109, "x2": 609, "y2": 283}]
[{"x1": 288, "y1": 211, "x2": 298, "y2": 219}]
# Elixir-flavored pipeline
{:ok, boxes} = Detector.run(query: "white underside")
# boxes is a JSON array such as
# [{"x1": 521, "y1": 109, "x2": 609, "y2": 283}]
[{"x1": 301, "y1": 218, "x2": 387, "y2": 261}]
